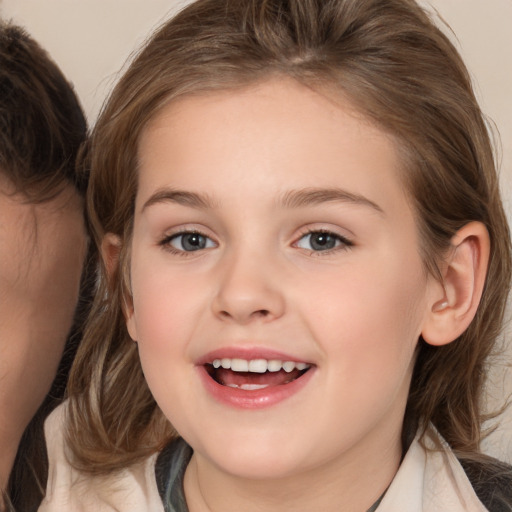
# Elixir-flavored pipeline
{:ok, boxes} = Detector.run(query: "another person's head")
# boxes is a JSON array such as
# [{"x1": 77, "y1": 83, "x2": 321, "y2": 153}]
[
  {"x1": 68, "y1": 0, "x2": 510, "y2": 481},
  {"x1": 0, "y1": 19, "x2": 87, "y2": 497}
]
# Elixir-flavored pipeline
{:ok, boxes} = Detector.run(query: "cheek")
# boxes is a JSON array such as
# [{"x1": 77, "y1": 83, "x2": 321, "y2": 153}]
[
  {"x1": 28, "y1": 211, "x2": 86, "y2": 383},
  {"x1": 0, "y1": 198, "x2": 86, "y2": 427},
  {"x1": 294, "y1": 260, "x2": 427, "y2": 447},
  {"x1": 300, "y1": 255, "x2": 427, "y2": 378},
  {"x1": 128, "y1": 256, "x2": 208, "y2": 353},
  {"x1": 129, "y1": 265, "x2": 209, "y2": 416}
]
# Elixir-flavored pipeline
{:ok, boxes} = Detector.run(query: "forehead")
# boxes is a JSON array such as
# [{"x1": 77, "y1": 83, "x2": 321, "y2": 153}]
[{"x1": 136, "y1": 79, "x2": 411, "y2": 217}]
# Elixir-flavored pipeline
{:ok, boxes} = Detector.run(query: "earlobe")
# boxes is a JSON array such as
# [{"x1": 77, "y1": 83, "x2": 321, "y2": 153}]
[
  {"x1": 101, "y1": 233, "x2": 138, "y2": 341},
  {"x1": 421, "y1": 221, "x2": 490, "y2": 347}
]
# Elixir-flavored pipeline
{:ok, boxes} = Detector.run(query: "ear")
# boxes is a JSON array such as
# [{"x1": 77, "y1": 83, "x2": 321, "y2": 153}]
[
  {"x1": 101, "y1": 233, "x2": 122, "y2": 278},
  {"x1": 421, "y1": 221, "x2": 490, "y2": 346},
  {"x1": 101, "y1": 233, "x2": 137, "y2": 341}
]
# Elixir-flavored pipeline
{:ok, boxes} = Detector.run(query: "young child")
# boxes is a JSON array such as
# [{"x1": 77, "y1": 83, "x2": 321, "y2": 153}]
[{"x1": 40, "y1": 0, "x2": 512, "y2": 510}]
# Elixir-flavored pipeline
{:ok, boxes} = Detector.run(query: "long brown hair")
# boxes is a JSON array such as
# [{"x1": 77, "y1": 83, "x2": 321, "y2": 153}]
[{"x1": 67, "y1": 0, "x2": 511, "y2": 473}]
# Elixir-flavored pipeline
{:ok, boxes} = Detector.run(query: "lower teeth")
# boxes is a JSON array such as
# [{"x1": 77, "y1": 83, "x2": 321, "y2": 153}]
[
  {"x1": 227, "y1": 383, "x2": 269, "y2": 390},
  {"x1": 207, "y1": 364, "x2": 309, "y2": 390}
]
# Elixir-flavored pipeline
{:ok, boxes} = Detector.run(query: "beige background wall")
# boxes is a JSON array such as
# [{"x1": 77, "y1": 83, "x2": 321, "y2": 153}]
[{"x1": 1, "y1": 0, "x2": 511, "y2": 461}]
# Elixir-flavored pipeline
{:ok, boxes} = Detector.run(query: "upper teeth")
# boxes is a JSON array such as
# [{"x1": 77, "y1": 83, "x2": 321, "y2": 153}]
[{"x1": 211, "y1": 358, "x2": 309, "y2": 373}]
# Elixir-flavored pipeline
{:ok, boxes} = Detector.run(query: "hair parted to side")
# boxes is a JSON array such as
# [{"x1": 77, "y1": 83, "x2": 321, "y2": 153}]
[{"x1": 67, "y1": 0, "x2": 511, "y2": 473}]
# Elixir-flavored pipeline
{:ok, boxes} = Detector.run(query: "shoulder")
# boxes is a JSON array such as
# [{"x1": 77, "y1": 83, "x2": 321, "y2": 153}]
[
  {"x1": 458, "y1": 456, "x2": 512, "y2": 512},
  {"x1": 380, "y1": 427, "x2": 497, "y2": 511},
  {"x1": 39, "y1": 402, "x2": 165, "y2": 512}
]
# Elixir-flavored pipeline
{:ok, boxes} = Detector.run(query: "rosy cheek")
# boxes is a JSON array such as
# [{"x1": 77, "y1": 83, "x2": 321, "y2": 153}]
[{"x1": 132, "y1": 271, "x2": 190, "y2": 346}]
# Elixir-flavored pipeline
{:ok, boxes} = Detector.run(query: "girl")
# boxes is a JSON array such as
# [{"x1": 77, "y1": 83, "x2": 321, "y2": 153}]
[{"x1": 40, "y1": 0, "x2": 512, "y2": 510}]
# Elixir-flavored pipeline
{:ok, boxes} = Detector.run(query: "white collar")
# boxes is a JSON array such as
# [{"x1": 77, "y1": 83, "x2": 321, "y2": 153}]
[
  {"x1": 378, "y1": 428, "x2": 487, "y2": 511},
  {"x1": 40, "y1": 404, "x2": 487, "y2": 511}
]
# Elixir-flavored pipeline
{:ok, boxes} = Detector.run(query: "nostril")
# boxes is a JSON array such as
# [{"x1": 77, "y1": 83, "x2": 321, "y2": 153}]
[
  {"x1": 253, "y1": 309, "x2": 270, "y2": 318},
  {"x1": 217, "y1": 308, "x2": 271, "y2": 321}
]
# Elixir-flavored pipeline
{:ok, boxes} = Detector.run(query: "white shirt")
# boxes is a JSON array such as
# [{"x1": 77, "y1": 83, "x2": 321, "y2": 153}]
[{"x1": 39, "y1": 404, "x2": 488, "y2": 511}]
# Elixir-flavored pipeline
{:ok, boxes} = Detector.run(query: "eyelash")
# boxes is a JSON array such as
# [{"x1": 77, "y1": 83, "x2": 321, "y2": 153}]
[
  {"x1": 158, "y1": 230, "x2": 216, "y2": 256},
  {"x1": 294, "y1": 228, "x2": 354, "y2": 255},
  {"x1": 159, "y1": 227, "x2": 353, "y2": 257}
]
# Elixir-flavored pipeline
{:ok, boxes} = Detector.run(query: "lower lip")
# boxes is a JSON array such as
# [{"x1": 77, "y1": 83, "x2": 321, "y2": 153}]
[{"x1": 197, "y1": 366, "x2": 315, "y2": 409}]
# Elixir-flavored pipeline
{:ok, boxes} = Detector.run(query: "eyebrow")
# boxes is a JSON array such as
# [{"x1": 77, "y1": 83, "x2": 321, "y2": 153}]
[
  {"x1": 279, "y1": 187, "x2": 384, "y2": 214},
  {"x1": 142, "y1": 188, "x2": 216, "y2": 212},
  {"x1": 141, "y1": 186, "x2": 383, "y2": 215}
]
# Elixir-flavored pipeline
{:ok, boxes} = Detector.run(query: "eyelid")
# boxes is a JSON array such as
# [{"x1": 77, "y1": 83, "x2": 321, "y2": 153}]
[
  {"x1": 157, "y1": 223, "x2": 216, "y2": 242},
  {"x1": 292, "y1": 226, "x2": 354, "y2": 253},
  {"x1": 156, "y1": 223, "x2": 353, "y2": 256},
  {"x1": 158, "y1": 226, "x2": 218, "y2": 255}
]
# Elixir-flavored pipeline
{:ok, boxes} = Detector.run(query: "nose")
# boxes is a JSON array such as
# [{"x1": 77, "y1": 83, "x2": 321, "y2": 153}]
[{"x1": 211, "y1": 248, "x2": 286, "y2": 325}]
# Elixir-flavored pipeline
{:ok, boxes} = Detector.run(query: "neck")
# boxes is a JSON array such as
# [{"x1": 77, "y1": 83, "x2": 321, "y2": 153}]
[
  {"x1": 0, "y1": 392, "x2": 28, "y2": 491},
  {"x1": 184, "y1": 427, "x2": 402, "y2": 512},
  {"x1": 0, "y1": 430, "x2": 20, "y2": 490}
]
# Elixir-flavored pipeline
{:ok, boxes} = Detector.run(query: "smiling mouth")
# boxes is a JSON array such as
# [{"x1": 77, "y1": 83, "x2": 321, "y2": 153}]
[{"x1": 205, "y1": 358, "x2": 312, "y2": 390}]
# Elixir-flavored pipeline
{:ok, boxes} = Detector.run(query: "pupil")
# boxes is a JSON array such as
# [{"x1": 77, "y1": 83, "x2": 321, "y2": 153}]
[
  {"x1": 183, "y1": 233, "x2": 206, "y2": 251},
  {"x1": 311, "y1": 233, "x2": 335, "y2": 251}
]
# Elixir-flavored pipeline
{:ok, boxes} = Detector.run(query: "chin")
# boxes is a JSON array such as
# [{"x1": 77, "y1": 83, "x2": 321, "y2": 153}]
[{"x1": 189, "y1": 428, "x2": 314, "y2": 480}]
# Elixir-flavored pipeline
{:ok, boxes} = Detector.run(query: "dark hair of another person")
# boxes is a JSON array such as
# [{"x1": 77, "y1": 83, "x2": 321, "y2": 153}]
[
  {"x1": 0, "y1": 20, "x2": 87, "y2": 199},
  {"x1": 0, "y1": 21, "x2": 90, "y2": 512}
]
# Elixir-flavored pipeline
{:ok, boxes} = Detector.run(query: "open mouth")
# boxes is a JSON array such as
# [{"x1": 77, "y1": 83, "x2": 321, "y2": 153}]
[{"x1": 205, "y1": 358, "x2": 312, "y2": 391}]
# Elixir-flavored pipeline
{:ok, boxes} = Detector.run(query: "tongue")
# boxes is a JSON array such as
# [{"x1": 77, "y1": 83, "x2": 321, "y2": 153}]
[{"x1": 215, "y1": 368, "x2": 301, "y2": 388}]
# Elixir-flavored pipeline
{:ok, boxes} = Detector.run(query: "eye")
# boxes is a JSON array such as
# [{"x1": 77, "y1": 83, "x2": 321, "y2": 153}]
[
  {"x1": 164, "y1": 231, "x2": 216, "y2": 252},
  {"x1": 295, "y1": 231, "x2": 351, "y2": 252}
]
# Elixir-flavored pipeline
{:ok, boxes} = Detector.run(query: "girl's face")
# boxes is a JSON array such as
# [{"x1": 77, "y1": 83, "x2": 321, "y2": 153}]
[{"x1": 127, "y1": 79, "x2": 439, "y2": 482}]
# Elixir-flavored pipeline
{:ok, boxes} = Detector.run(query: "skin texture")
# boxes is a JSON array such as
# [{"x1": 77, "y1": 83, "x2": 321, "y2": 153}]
[
  {"x1": 0, "y1": 176, "x2": 86, "y2": 487},
  {"x1": 122, "y1": 79, "x2": 482, "y2": 512}
]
